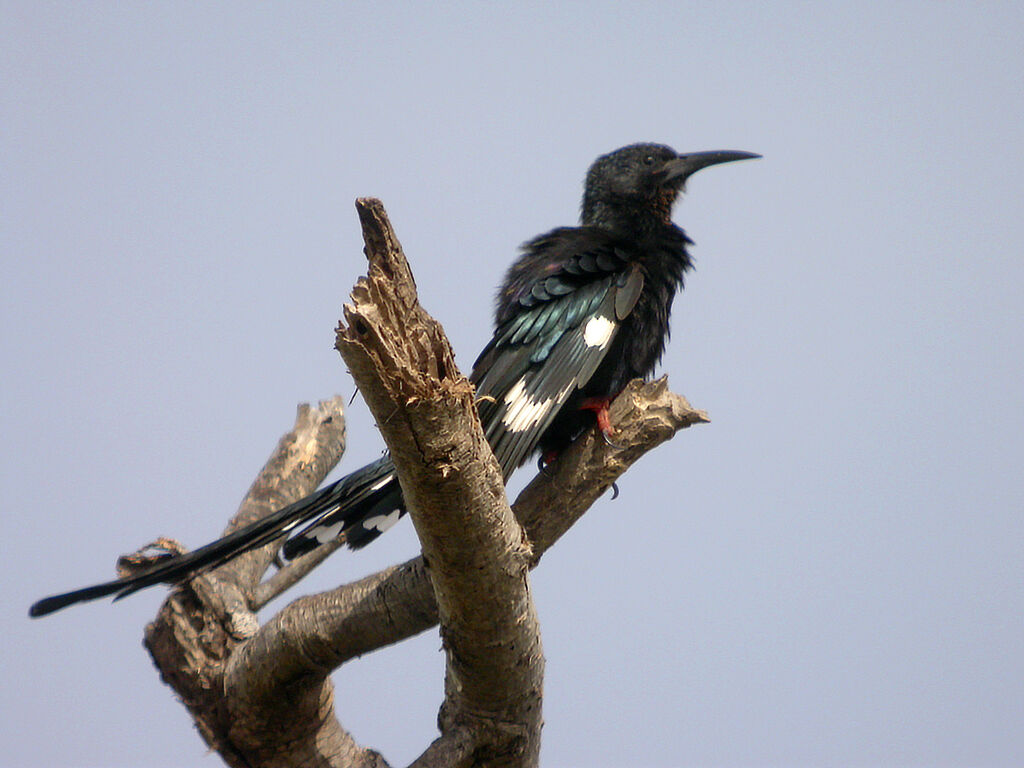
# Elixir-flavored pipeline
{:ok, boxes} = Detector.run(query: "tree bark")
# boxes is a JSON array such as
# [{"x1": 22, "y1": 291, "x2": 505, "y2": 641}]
[{"x1": 336, "y1": 198, "x2": 544, "y2": 767}]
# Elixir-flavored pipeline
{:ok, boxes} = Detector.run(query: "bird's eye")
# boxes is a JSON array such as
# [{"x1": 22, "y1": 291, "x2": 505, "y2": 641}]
[{"x1": 643, "y1": 155, "x2": 655, "y2": 166}]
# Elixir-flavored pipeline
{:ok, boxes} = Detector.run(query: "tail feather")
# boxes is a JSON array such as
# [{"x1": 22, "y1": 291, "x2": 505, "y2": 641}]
[
  {"x1": 282, "y1": 457, "x2": 403, "y2": 557},
  {"x1": 29, "y1": 456, "x2": 401, "y2": 617}
]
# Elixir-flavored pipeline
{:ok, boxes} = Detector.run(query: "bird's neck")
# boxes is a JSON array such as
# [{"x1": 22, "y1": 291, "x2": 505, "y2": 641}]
[{"x1": 581, "y1": 197, "x2": 677, "y2": 239}]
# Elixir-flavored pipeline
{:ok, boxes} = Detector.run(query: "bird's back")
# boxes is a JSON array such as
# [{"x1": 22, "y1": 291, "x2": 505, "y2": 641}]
[{"x1": 472, "y1": 223, "x2": 692, "y2": 471}]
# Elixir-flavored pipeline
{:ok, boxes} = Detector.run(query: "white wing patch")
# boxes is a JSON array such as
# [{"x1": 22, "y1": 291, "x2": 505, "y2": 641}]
[
  {"x1": 363, "y1": 509, "x2": 402, "y2": 532},
  {"x1": 583, "y1": 315, "x2": 616, "y2": 348},
  {"x1": 501, "y1": 378, "x2": 555, "y2": 433}
]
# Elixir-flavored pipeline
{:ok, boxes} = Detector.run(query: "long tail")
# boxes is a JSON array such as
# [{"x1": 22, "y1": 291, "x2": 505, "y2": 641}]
[{"x1": 29, "y1": 456, "x2": 404, "y2": 617}]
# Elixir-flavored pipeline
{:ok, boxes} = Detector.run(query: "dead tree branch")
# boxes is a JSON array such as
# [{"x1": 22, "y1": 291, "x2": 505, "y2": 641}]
[
  {"x1": 233, "y1": 377, "x2": 706, "y2": 679},
  {"x1": 140, "y1": 199, "x2": 707, "y2": 768},
  {"x1": 334, "y1": 198, "x2": 543, "y2": 766},
  {"x1": 143, "y1": 398, "x2": 389, "y2": 768}
]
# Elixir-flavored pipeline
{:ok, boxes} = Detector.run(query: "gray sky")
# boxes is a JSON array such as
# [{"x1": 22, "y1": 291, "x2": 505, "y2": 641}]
[{"x1": 3, "y1": 3, "x2": 1022, "y2": 767}]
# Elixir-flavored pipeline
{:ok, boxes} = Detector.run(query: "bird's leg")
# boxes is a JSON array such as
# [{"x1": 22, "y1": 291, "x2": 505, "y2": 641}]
[{"x1": 578, "y1": 396, "x2": 617, "y2": 446}]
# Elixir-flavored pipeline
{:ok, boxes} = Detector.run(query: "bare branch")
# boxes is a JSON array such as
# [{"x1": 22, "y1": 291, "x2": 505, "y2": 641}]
[
  {"x1": 223, "y1": 398, "x2": 348, "y2": 592},
  {"x1": 515, "y1": 376, "x2": 708, "y2": 560},
  {"x1": 335, "y1": 197, "x2": 543, "y2": 765},
  {"x1": 251, "y1": 534, "x2": 348, "y2": 610},
  {"x1": 238, "y1": 377, "x2": 706, "y2": 680},
  {"x1": 143, "y1": 397, "x2": 391, "y2": 768},
  {"x1": 140, "y1": 200, "x2": 707, "y2": 768},
  {"x1": 225, "y1": 558, "x2": 436, "y2": 693},
  {"x1": 408, "y1": 727, "x2": 476, "y2": 768}
]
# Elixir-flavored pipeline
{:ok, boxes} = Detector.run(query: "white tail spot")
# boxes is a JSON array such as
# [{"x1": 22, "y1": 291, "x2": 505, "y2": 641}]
[
  {"x1": 312, "y1": 521, "x2": 344, "y2": 543},
  {"x1": 363, "y1": 509, "x2": 402, "y2": 532}
]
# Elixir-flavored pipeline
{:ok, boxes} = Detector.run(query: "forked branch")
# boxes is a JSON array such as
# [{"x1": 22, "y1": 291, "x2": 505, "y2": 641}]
[{"x1": 142, "y1": 200, "x2": 707, "y2": 768}]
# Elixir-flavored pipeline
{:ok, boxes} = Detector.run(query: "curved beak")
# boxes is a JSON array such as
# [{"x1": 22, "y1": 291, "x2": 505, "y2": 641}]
[{"x1": 662, "y1": 150, "x2": 761, "y2": 184}]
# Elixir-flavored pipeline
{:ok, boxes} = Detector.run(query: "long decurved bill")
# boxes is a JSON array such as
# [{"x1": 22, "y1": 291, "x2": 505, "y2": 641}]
[{"x1": 663, "y1": 150, "x2": 761, "y2": 183}]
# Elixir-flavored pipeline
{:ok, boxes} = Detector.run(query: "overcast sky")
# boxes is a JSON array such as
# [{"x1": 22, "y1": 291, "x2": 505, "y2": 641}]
[{"x1": 3, "y1": 3, "x2": 1022, "y2": 767}]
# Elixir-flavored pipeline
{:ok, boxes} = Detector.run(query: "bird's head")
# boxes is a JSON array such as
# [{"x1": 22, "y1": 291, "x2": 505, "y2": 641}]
[{"x1": 581, "y1": 143, "x2": 760, "y2": 230}]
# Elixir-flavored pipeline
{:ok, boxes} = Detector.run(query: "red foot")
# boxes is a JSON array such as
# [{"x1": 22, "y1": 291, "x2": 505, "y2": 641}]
[{"x1": 579, "y1": 396, "x2": 614, "y2": 439}]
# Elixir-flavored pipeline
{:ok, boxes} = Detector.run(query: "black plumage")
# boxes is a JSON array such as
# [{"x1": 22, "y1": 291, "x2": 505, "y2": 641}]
[{"x1": 30, "y1": 143, "x2": 758, "y2": 617}]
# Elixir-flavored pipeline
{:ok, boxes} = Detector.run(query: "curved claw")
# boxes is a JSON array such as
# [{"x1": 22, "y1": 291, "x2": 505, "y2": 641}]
[
  {"x1": 601, "y1": 430, "x2": 624, "y2": 450},
  {"x1": 580, "y1": 396, "x2": 621, "y2": 448},
  {"x1": 609, "y1": 481, "x2": 620, "y2": 500}
]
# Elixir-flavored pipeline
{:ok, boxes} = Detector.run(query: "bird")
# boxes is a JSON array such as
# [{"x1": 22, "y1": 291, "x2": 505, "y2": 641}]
[{"x1": 29, "y1": 143, "x2": 759, "y2": 617}]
